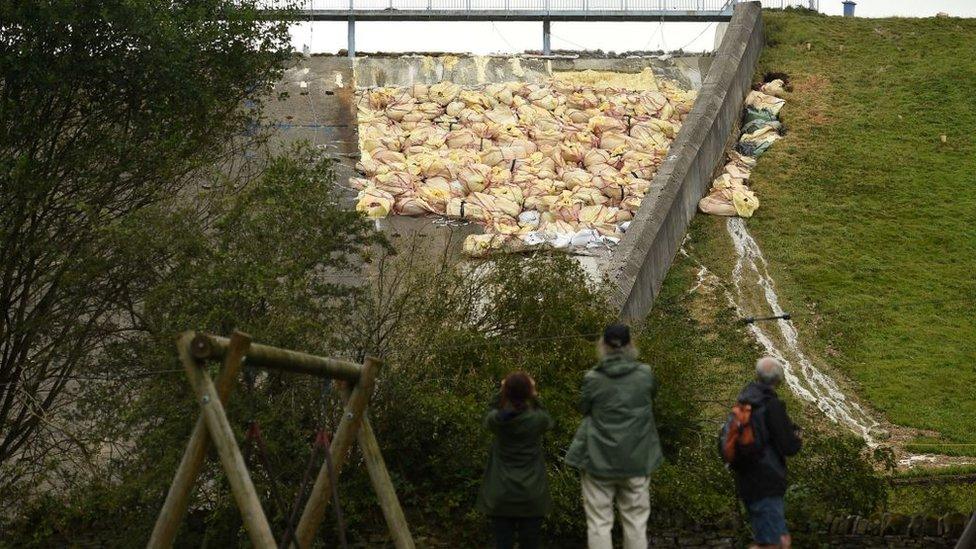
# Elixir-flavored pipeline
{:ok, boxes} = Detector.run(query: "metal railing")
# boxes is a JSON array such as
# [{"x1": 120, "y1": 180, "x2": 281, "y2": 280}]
[
  {"x1": 289, "y1": 0, "x2": 736, "y2": 11},
  {"x1": 756, "y1": 0, "x2": 817, "y2": 9}
]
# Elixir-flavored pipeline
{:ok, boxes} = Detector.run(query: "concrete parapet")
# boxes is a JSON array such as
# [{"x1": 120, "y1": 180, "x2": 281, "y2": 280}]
[{"x1": 605, "y1": 1, "x2": 764, "y2": 320}]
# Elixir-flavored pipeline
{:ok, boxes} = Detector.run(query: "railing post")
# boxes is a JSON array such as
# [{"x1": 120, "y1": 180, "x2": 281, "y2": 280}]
[
  {"x1": 542, "y1": 19, "x2": 551, "y2": 55},
  {"x1": 347, "y1": 17, "x2": 355, "y2": 58}
]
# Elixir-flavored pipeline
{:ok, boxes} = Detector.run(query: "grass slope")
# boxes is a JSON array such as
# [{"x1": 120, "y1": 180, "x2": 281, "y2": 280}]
[{"x1": 745, "y1": 10, "x2": 976, "y2": 446}]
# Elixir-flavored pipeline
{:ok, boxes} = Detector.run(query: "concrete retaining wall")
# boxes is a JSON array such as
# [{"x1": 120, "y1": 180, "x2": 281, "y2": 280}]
[
  {"x1": 351, "y1": 54, "x2": 711, "y2": 91},
  {"x1": 605, "y1": 1, "x2": 764, "y2": 320}
]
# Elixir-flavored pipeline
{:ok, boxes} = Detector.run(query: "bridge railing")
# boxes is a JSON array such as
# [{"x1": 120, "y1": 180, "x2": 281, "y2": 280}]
[{"x1": 290, "y1": 0, "x2": 736, "y2": 11}]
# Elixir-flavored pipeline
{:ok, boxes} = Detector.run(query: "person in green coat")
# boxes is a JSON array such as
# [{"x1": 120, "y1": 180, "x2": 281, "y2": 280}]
[
  {"x1": 477, "y1": 371, "x2": 554, "y2": 549},
  {"x1": 565, "y1": 324, "x2": 663, "y2": 549}
]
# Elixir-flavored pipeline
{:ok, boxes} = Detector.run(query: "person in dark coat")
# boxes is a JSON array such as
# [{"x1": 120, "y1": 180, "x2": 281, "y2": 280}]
[
  {"x1": 477, "y1": 371, "x2": 553, "y2": 549},
  {"x1": 565, "y1": 324, "x2": 661, "y2": 549},
  {"x1": 734, "y1": 357, "x2": 803, "y2": 549}
]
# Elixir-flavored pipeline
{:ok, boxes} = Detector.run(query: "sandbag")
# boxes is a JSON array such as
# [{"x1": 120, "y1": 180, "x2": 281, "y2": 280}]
[
  {"x1": 760, "y1": 79, "x2": 786, "y2": 98},
  {"x1": 356, "y1": 186, "x2": 394, "y2": 219},
  {"x1": 352, "y1": 74, "x2": 699, "y2": 255}
]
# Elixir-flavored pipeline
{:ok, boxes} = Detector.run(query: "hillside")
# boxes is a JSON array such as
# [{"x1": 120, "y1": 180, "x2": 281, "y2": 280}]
[{"x1": 692, "y1": 10, "x2": 976, "y2": 455}]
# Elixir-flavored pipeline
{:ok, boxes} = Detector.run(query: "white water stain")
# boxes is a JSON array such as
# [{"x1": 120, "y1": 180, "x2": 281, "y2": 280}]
[{"x1": 725, "y1": 218, "x2": 882, "y2": 445}]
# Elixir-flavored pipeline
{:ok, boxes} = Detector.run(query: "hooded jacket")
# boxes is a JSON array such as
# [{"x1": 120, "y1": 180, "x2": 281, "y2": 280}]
[
  {"x1": 733, "y1": 381, "x2": 802, "y2": 503},
  {"x1": 476, "y1": 398, "x2": 554, "y2": 517},
  {"x1": 564, "y1": 353, "x2": 663, "y2": 478}
]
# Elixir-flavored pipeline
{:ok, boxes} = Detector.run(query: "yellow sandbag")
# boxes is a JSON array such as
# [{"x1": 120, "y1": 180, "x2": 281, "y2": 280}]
[
  {"x1": 728, "y1": 150, "x2": 757, "y2": 169},
  {"x1": 488, "y1": 184, "x2": 525, "y2": 208},
  {"x1": 583, "y1": 148, "x2": 611, "y2": 169},
  {"x1": 740, "y1": 125, "x2": 782, "y2": 148},
  {"x1": 562, "y1": 168, "x2": 591, "y2": 189},
  {"x1": 587, "y1": 115, "x2": 626, "y2": 135},
  {"x1": 710, "y1": 173, "x2": 744, "y2": 191},
  {"x1": 620, "y1": 195, "x2": 643, "y2": 212},
  {"x1": 599, "y1": 132, "x2": 631, "y2": 151},
  {"x1": 760, "y1": 79, "x2": 786, "y2": 98},
  {"x1": 463, "y1": 233, "x2": 518, "y2": 257},
  {"x1": 417, "y1": 178, "x2": 454, "y2": 211},
  {"x1": 574, "y1": 187, "x2": 609, "y2": 206},
  {"x1": 745, "y1": 90, "x2": 785, "y2": 116},
  {"x1": 429, "y1": 81, "x2": 461, "y2": 106},
  {"x1": 732, "y1": 187, "x2": 759, "y2": 218},
  {"x1": 698, "y1": 191, "x2": 737, "y2": 217},
  {"x1": 559, "y1": 142, "x2": 587, "y2": 164},
  {"x1": 394, "y1": 196, "x2": 433, "y2": 216},
  {"x1": 349, "y1": 177, "x2": 370, "y2": 189},
  {"x1": 487, "y1": 214, "x2": 520, "y2": 235},
  {"x1": 356, "y1": 186, "x2": 394, "y2": 219},
  {"x1": 446, "y1": 128, "x2": 479, "y2": 149},
  {"x1": 458, "y1": 163, "x2": 490, "y2": 193},
  {"x1": 578, "y1": 204, "x2": 616, "y2": 225},
  {"x1": 723, "y1": 161, "x2": 752, "y2": 180},
  {"x1": 372, "y1": 149, "x2": 405, "y2": 166},
  {"x1": 484, "y1": 107, "x2": 518, "y2": 126},
  {"x1": 445, "y1": 101, "x2": 466, "y2": 117},
  {"x1": 446, "y1": 197, "x2": 487, "y2": 221},
  {"x1": 386, "y1": 102, "x2": 415, "y2": 122},
  {"x1": 374, "y1": 171, "x2": 415, "y2": 196},
  {"x1": 553, "y1": 68, "x2": 660, "y2": 91},
  {"x1": 459, "y1": 89, "x2": 494, "y2": 110}
]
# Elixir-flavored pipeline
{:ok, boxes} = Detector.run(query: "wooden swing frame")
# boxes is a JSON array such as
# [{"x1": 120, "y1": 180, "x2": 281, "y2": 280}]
[{"x1": 147, "y1": 331, "x2": 414, "y2": 549}]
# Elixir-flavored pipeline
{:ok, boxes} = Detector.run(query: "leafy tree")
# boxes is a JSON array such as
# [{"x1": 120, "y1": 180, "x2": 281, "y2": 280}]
[{"x1": 0, "y1": 0, "x2": 294, "y2": 496}]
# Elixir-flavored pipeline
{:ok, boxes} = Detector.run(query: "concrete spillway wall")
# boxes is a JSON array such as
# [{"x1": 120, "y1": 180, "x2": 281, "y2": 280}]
[
  {"x1": 267, "y1": 5, "x2": 762, "y2": 321},
  {"x1": 606, "y1": 1, "x2": 764, "y2": 320}
]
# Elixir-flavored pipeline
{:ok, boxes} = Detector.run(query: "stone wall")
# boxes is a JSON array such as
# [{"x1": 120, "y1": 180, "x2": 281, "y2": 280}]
[
  {"x1": 640, "y1": 512, "x2": 973, "y2": 548},
  {"x1": 605, "y1": 1, "x2": 765, "y2": 320}
]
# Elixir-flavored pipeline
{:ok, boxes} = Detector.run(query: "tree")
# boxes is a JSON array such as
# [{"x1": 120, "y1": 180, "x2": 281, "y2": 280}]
[{"x1": 0, "y1": 0, "x2": 293, "y2": 493}]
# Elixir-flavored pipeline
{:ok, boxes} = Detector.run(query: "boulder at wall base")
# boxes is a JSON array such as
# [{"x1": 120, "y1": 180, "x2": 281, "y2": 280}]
[
  {"x1": 940, "y1": 512, "x2": 969, "y2": 538},
  {"x1": 882, "y1": 512, "x2": 911, "y2": 535},
  {"x1": 922, "y1": 515, "x2": 941, "y2": 536}
]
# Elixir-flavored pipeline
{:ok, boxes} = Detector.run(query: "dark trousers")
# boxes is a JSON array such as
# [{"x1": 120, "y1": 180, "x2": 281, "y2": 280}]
[{"x1": 492, "y1": 516, "x2": 543, "y2": 549}]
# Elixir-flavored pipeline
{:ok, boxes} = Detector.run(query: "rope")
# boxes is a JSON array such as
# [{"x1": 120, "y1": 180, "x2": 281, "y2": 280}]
[
  {"x1": 280, "y1": 429, "x2": 326, "y2": 549},
  {"x1": 319, "y1": 430, "x2": 350, "y2": 549},
  {"x1": 490, "y1": 22, "x2": 518, "y2": 53},
  {"x1": 672, "y1": 21, "x2": 717, "y2": 52},
  {"x1": 244, "y1": 420, "x2": 301, "y2": 544}
]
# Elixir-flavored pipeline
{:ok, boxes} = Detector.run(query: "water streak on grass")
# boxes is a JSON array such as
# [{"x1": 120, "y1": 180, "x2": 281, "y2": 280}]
[{"x1": 726, "y1": 217, "x2": 881, "y2": 444}]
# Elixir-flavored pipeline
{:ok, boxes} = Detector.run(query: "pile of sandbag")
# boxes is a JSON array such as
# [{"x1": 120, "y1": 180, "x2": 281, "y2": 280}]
[
  {"x1": 352, "y1": 75, "x2": 696, "y2": 256},
  {"x1": 698, "y1": 79, "x2": 786, "y2": 218}
]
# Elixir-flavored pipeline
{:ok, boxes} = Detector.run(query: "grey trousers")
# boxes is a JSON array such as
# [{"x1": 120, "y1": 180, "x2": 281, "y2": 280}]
[{"x1": 581, "y1": 473, "x2": 650, "y2": 549}]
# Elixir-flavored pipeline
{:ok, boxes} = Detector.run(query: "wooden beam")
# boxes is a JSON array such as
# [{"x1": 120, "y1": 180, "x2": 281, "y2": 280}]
[
  {"x1": 148, "y1": 331, "x2": 252, "y2": 548},
  {"x1": 294, "y1": 357, "x2": 382, "y2": 547},
  {"x1": 180, "y1": 332, "x2": 277, "y2": 548},
  {"x1": 345, "y1": 396, "x2": 415, "y2": 549},
  {"x1": 190, "y1": 333, "x2": 362, "y2": 381}
]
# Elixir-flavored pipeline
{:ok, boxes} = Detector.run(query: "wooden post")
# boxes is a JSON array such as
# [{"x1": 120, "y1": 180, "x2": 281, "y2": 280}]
[
  {"x1": 294, "y1": 357, "x2": 382, "y2": 547},
  {"x1": 180, "y1": 333, "x2": 276, "y2": 548},
  {"x1": 148, "y1": 331, "x2": 251, "y2": 548},
  {"x1": 343, "y1": 392, "x2": 415, "y2": 549}
]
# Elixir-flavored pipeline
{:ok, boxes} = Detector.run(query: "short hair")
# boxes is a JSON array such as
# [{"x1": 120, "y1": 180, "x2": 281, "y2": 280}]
[{"x1": 755, "y1": 357, "x2": 784, "y2": 386}]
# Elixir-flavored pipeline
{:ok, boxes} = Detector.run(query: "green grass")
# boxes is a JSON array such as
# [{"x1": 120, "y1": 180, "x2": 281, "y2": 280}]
[{"x1": 739, "y1": 11, "x2": 976, "y2": 444}]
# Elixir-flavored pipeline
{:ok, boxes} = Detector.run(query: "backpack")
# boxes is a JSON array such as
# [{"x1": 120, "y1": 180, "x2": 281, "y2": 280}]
[{"x1": 718, "y1": 402, "x2": 766, "y2": 467}]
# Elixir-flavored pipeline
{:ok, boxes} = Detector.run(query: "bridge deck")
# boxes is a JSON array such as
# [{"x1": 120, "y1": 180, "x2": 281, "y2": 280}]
[
  {"x1": 289, "y1": 0, "x2": 736, "y2": 20},
  {"x1": 297, "y1": 9, "x2": 732, "y2": 21}
]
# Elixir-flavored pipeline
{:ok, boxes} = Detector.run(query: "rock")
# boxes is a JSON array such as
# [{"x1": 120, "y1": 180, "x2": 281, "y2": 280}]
[
  {"x1": 922, "y1": 515, "x2": 941, "y2": 536},
  {"x1": 941, "y1": 512, "x2": 968, "y2": 538},
  {"x1": 882, "y1": 513, "x2": 910, "y2": 535}
]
